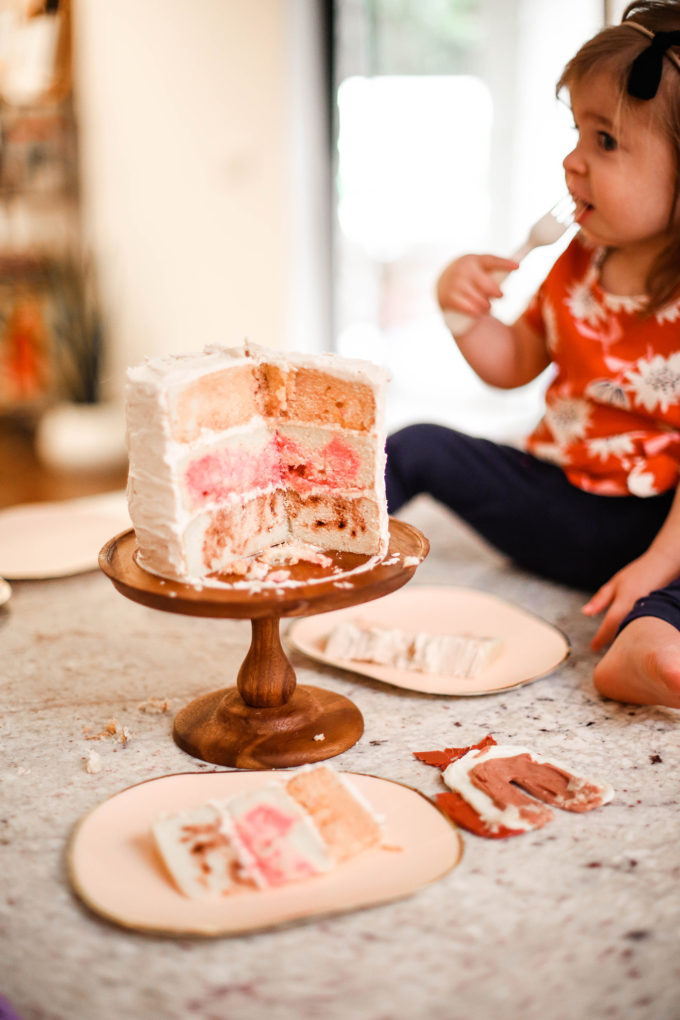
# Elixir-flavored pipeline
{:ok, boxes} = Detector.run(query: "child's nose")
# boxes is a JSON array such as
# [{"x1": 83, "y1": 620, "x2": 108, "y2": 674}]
[{"x1": 563, "y1": 144, "x2": 585, "y2": 175}]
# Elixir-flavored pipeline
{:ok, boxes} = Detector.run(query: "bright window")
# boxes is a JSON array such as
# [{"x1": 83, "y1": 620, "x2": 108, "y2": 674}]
[{"x1": 333, "y1": 0, "x2": 604, "y2": 440}]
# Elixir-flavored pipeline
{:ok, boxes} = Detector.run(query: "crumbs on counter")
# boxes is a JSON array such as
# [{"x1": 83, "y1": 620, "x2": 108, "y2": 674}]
[
  {"x1": 137, "y1": 697, "x2": 170, "y2": 715},
  {"x1": 82, "y1": 749, "x2": 102, "y2": 774},
  {"x1": 83, "y1": 718, "x2": 133, "y2": 746}
]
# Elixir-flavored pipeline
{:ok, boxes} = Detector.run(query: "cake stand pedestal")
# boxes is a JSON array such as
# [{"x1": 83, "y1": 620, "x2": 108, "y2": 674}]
[{"x1": 99, "y1": 519, "x2": 428, "y2": 770}]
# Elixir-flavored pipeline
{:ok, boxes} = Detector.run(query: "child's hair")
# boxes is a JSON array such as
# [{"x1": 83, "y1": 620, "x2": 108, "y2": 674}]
[{"x1": 557, "y1": 1, "x2": 680, "y2": 314}]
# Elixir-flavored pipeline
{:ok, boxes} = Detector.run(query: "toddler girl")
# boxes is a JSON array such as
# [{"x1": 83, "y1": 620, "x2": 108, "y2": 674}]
[{"x1": 386, "y1": 0, "x2": 680, "y2": 707}]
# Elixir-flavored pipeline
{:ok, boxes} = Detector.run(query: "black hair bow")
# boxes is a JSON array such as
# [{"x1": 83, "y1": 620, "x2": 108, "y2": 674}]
[{"x1": 627, "y1": 29, "x2": 680, "y2": 100}]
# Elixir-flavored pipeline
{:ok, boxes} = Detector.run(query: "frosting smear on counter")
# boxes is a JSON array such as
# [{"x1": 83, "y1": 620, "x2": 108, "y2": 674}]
[{"x1": 415, "y1": 736, "x2": 614, "y2": 838}]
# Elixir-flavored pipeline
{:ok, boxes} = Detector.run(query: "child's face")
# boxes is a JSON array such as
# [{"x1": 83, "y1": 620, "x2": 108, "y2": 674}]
[{"x1": 563, "y1": 71, "x2": 678, "y2": 257}]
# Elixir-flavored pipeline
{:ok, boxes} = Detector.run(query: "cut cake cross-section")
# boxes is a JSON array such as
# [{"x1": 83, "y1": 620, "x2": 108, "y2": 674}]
[{"x1": 125, "y1": 342, "x2": 389, "y2": 581}]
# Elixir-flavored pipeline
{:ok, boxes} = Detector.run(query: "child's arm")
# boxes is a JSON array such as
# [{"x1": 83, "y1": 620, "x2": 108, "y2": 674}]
[
  {"x1": 584, "y1": 483, "x2": 680, "y2": 650},
  {"x1": 437, "y1": 254, "x2": 550, "y2": 388}
]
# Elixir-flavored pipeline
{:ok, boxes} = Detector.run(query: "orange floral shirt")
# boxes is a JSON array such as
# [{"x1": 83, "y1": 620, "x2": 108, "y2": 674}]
[{"x1": 522, "y1": 235, "x2": 680, "y2": 497}]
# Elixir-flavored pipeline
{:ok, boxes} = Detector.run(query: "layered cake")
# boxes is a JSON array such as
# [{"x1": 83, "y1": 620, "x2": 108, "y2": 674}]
[
  {"x1": 152, "y1": 765, "x2": 384, "y2": 898},
  {"x1": 125, "y1": 342, "x2": 389, "y2": 581},
  {"x1": 415, "y1": 736, "x2": 614, "y2": 838},
  {"x1": 325, "y1": 621, "x2": 502, "y2": 678}
]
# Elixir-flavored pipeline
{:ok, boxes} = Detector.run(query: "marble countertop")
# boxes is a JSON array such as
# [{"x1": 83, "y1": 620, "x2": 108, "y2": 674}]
[{"x1": 1, "y1": 496, "x2": 678, "y2": 1020}]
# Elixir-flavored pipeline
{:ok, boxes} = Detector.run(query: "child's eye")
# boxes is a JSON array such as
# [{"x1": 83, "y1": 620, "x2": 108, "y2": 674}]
[{"x1": 598, "y1": 130, "x2": 617, "y2": 151}]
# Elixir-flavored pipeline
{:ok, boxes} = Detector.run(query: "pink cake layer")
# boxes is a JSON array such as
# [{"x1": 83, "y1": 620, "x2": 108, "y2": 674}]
[{"x1": 181, "y1": 428, "x2": 374, "y2": 514}]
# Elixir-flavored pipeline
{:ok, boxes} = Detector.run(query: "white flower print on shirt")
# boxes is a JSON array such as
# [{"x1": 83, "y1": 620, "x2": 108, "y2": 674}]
[
  {"x1": 585, "y1": 377, "x2": 631, "y2": 410},
  {"x1": 544, "y1": 397, "x2": 591, "y2": 443},
  {"x1": 655, "y1": 299, "x2": 680, "y2": 324},
  {"x1": 601, "y1": 291, "x2": 645, "y2": 315},
  {"x1": 587, "y1": 434, "x2": 636, "y2": 462},
  {"x1": 565, "y1": 279, "x2": 606, "y2": 326},
  {"x1": 627, "y1": 463, "x2": 659, "y2": 497},
  {"x1": 625, "y1": 352, "x2": 680, "y2": 413},
  {"x1": 529, "y1": 441, "x2": 568, "y2": 466}
]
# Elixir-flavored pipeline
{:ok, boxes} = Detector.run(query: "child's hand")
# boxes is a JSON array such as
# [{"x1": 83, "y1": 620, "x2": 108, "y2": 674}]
[
  {"x1": 583, "y1": 550, "x2": 677, "y2": 651},
  {"x1": 436, "y1": 254, "x2": 519, "y2": 319}
]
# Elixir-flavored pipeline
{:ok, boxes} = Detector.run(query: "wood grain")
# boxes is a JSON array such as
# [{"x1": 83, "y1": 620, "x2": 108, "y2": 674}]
[{"x1": 99, "y1": 520, "x2": 428, "y2": 769}]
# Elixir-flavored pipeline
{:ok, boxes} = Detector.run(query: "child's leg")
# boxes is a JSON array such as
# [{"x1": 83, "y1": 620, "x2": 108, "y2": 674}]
[
  {"x1": 593, "y1": 581, "x2": 680, "y2": 708},
  {"x1": 386, "y1": 423, "x2": 673, "y2": 590}
]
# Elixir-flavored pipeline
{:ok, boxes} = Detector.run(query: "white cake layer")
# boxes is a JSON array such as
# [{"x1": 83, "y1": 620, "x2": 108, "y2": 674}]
[
  {"x1": 324, "y1": 622, "x2": 503, "y2": 677},
  {"x1": 152, "y1": 802, "x2": 238, "y2": 899},
  {"x1": 287, "y1": 493, "x2": 383, "y2": 556},
  {"x1": 184, "y1": 491, "x2": 290, "y2": 576}
]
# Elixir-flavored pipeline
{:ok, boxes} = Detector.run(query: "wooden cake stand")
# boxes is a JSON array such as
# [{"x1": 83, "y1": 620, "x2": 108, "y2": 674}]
[{"x1": 99, "y1": 520, "x2": 428, "y2": 770}]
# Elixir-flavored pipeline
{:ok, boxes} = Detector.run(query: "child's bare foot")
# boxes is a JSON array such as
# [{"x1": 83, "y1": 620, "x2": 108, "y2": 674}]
[{"x1": 593, "y1": 617, "x2": 680, "y2": 708}]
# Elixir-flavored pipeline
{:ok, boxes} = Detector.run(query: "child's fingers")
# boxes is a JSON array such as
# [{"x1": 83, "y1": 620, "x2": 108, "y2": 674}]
[
  {"x1": 590, "y1": 592, "x2": 633, "y2": 650},
  {"x1": 468, "y1": 266, "x2": 506, "y2": 300},
  {"x1": 591, "y1": 607, "x2": 619, "y2": 648},
  {"x1": 582, "y1": 582, "x2": 614, "y2": 616},
  {"x1": 439, "y1": 276, "x2": 493, "y2": 316},
  {"x1": 479, "y1": 255, "x2": 520, "y2": 274}
]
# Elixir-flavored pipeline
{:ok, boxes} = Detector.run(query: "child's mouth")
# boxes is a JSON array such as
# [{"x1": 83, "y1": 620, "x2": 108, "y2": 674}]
[{"x1": 573, "y1": 197, "x2": 594, "y2": 222}]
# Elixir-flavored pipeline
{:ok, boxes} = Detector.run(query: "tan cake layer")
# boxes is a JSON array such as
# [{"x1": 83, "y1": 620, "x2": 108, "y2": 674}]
[
  {"x1": 170, "y1": 363, "x2": 377, "y2": 445},
  {"x1": 171, "y1": 363, "x2": 260, "y2": 443}
]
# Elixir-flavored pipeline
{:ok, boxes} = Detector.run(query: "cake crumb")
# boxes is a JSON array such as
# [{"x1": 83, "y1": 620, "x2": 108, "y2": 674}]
[
  {"x1": 83, "y1": 749, "x2": 102, "y2": 774},
  {"x1": 313, "y1": 733, "x2": 325, "y2": 742},
  {"x1": 83, "y1": 718, "x2": 134, "y2": 745},
  {"x1": 137, "y1": 697, "x2": 169, "y2": 715}
]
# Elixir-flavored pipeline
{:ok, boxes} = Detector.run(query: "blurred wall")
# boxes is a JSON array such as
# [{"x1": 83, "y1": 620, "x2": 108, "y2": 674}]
[{"x1": 72, "y1": 0, "x2": 330, "y2": 400}]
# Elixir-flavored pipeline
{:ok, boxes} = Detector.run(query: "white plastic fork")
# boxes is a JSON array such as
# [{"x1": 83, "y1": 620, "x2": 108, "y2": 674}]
[{"x1": 442, "y1": 194, "x2": 576, "y2": 337}]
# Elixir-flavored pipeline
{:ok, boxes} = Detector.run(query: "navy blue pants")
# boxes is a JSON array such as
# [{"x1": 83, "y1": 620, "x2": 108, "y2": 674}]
[{"x1": 386, "y1": 423, "x2": 680, "y2": 633}]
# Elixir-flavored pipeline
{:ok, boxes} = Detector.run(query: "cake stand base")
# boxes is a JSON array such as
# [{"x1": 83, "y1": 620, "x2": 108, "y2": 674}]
[
  {"x1": 173, "y1": 685, "x2": 364, "y2": 769},
  {"x1": 100, "y1": 519, "x2": 429, "y2": 769}
]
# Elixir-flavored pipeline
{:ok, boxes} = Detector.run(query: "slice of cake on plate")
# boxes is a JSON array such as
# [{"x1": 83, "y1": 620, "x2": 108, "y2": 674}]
[
  {"x1": 151, "y1": 765, "x2": 385, "y2": 898},
  {"x1": 325, "y1": 621, "x2": 502, "y2": 678},
  {"x1": 125, "y1": 342, "x2": 389, "y2": 581}
]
